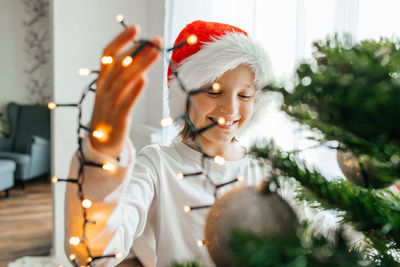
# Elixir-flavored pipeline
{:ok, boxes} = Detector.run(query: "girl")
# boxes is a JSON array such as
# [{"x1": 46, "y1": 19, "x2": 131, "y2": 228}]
[{"x1": 65, "y1": 20, "x2": 272, "y2": 266}]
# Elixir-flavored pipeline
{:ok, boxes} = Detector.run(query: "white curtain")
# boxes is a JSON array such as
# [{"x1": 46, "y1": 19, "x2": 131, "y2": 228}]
[{"x1": 163, "y1": 0, "x2": 400, "y2": 180}]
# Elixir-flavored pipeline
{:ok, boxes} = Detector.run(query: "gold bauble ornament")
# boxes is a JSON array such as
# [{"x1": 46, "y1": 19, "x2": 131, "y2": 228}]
[
  {"x1": 336, "y1": 149, "x2": 395, "y2": 188},
  {"x1": 204, "y1": 180, "x2": 299, "y2": 266},
  {"x1": 337, "y1": 150, "x2": 365, "y2": 187}
]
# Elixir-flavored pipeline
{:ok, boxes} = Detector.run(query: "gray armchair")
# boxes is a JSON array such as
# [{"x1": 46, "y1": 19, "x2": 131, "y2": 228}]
[{"x1": 0, "y1": 102, "x2": 50, "y2": 187}]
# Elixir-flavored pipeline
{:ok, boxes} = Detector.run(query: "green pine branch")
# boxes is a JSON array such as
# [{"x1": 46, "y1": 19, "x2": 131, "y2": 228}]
[
  {"x1": 281, "y1": 107, "x2": 399, "y2": 188},
  {"x1": 267, "y1": 37, "x2": 400, "y2": 188},
  {"x1": 250, "y1": 142, "x2": 400, "y2": 262},
  {"x1": 229, "y1": 228, "x2": 381, "y2": 267}
]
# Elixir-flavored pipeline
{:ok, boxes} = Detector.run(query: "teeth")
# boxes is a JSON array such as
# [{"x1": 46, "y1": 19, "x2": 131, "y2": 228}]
[{"x1": 209, "y1": 117, "x2": 237, "y2": 126}]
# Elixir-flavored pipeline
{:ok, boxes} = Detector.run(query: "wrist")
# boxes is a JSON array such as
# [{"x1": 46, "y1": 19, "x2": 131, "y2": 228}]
[{"x1": 88, "y1": 135, "x2": 121, "y2": 160}]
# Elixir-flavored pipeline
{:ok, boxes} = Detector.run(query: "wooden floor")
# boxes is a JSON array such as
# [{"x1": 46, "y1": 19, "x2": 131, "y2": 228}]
[
  {"x1": 0, "y1": 177, "x2": 52, "y2": 267},
  {"x1": 0, "y1": 177, "x2": 143, "y2": 267},
  {"x1": 0, "y1": 179, "x2": 395, "y2": 267}
]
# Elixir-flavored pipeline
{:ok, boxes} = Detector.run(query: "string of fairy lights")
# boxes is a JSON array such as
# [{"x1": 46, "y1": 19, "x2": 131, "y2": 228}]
[{"x1": 50, "y1": 15, "x2": 248, "y2": 266}]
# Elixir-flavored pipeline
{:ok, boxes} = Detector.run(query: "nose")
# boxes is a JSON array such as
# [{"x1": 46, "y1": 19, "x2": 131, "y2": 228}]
[{"x1": 218, "y1": 94, "x2": 237, "y2": 116}]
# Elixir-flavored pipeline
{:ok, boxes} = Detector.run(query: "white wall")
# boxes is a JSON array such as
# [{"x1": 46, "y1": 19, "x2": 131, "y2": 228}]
[
  {"x1": 130, "y1": 0, "x2": 165, "y2": 151},
  {"x1": 0, "y1": 0, "x2": 26, "y2": 133},
  {"x1": 52, "y1": 0, "x2": 164, "y2": 264},
  {"x1": 144, "y1": 0, "x2": 166, "y2": 127},
  {"x1": 0, "y1": 0, "x2": 17, "y2": 112},
  {"x1": 0, "y1": 0, "x2": 52, "y2": 135}
]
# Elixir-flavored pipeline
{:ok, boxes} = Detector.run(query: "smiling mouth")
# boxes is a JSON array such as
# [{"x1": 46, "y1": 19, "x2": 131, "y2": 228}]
[{"x1": 208, "y1": 117, "x2": 239, "y2": 128}]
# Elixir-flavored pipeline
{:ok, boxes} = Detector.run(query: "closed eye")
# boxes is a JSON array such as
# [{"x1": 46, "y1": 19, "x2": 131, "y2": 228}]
[
  {"x1": 207, "y1": 91, "x2": 221, "y2": 96},
  {"x1": 239, "y1": 95, "x2": 253, "y2": 99}
]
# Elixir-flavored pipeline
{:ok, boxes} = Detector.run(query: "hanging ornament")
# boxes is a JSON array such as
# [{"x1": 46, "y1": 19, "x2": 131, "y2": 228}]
[
  {"x1": 336, "y1": 150, "x2": 396, "y2": 188},
  {"x1": 337, "y1": 150, "x2": 366, "y2": 187},
  {"x1": 204, "y1": 180, "x2": 299, "y2": 266}
]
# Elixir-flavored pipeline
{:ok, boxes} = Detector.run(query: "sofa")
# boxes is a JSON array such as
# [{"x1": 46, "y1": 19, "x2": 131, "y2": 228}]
[
  {"x1": 0, "y1": 102, "x2": 50, "y2": 188},
  {"x1": 0, "y1": 159, "x2": 15, "y2": 197}
]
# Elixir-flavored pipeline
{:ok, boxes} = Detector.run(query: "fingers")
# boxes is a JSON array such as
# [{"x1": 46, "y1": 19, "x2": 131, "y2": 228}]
[
  {"x1": 119, "y1": 75, "x2": 148, "y2": 118},
  {"x1": 103, "y1": 37, "x2": 162, "y2": 98},
  {"x1": 108, "y1": 37, "x2": 162, "y2": 106},
  {"x1": 97, "y1": 25, "x2": 140, "y2": 90},
  {"x1": 93, "y1": 27, "x2": 162, "y2": 129}
]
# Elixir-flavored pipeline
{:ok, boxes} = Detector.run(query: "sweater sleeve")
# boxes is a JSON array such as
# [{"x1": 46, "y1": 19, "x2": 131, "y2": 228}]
[{"x1": 64, "y1": 137, "x2": 157, "y2": 266}]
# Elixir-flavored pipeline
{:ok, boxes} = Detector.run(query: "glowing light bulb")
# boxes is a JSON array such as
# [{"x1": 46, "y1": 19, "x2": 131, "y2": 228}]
[
  {"x1": 87, "y1": 257, "x2": 93, "y2": 263},
  {"x1": 48, "y1": 102, "x2": 57, "y2": 110},
  {"x1": 183, "y1": 205, "x2": 191, "y2": 213},
  {"x1": 217, "y1": 117, "x2": 226, "y2": 126},
  {"x1": 186, "y1": 34, "x2": 198, "y2": 45},
  {"x1": 197, "y1": 240, "x2": 205, "y2": 247},
  {"x1": 92, "y1": 129, "x2": 105, "y2": 139},
  {"x1": 101, "y1": 56, "x2": 113, "y2": 65},
  {"x1": 344, "y1": 160, "x2": 352, "y2": 167},
  {"x1": 102, "y1": 162, "x2": 117, "y2": 173},
  {"x1": 82, "y1": 199, "x2": 92, "y2": 209},
  {"x1": 160, "y1": 116, "x2": 173, "y2": 127},
  {"x1": 79, "y1": 68, "x2": 90, "y2": 76},
  {"x1": 237, "y1": 175, "x2": 245, "y2": 182},
  {"x1": 214, "y1": 155, "x2": 225, "y2": 165},
  {"x1": 51, "y1": 176, "x2": 58, "y2": 183},
  {"x1": 92, "y1": 129, "x2": 107, "y2": 142},
  {"x1": 122, "y1": 56, "x2": 133, "y2": 67},
  {"x1": 92, "y1": 124, "x2": 111, "y2": 143},
  {"x1": 212, "y1": 82, "x2": 221, "y2": 92},
  {"x1": 69, "y1": 236, "x2": 80, "y2": 246},
  {"x1": 116, "y1": 14, "x2": 124, "y2": 23},
  {"x1": 69, "y1": 254, "x2": 76, "y2": 261},
  {"x1": 115, "y1": 252, "x2": 123, "y2": 259},
  {"x1": 178, "y1": 172, "x2": 184, "y2": 179}
]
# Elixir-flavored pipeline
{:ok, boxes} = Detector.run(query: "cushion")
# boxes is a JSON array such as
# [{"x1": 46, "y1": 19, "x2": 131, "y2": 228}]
[
  {"x1": 0, "y1": 159, "x2": 16, "y2": 173},
  {"x1": 0, "y1": 152, "x2": 30, "y2": 164},
  {"x1": 12, "y1": 105, "x2": 50, "y2": 153}
]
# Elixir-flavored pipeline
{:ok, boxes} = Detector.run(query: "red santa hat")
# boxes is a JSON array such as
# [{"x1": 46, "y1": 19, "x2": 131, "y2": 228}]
[{"x1": 168, "y1": 20, "x2": 272, "y2": 136}]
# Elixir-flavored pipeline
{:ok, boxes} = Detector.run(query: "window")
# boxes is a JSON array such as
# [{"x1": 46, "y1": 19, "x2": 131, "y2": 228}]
[{"x1": 164, "y1": 0, "x2": 398, "y2": 180}]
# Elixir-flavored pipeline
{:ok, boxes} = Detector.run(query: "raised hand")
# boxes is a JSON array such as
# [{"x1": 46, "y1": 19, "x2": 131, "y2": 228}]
[{"x1": 89, "y1": 25, "x2": 162, "y2": 158}]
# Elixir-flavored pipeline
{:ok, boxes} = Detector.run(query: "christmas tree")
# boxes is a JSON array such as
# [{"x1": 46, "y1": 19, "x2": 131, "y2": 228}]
[
  {"x1": 175, "y1": 37, "x2": 400, "y2": 267},
  {"x1": 228, "y1": 36, "x2": 400, "y2": 266}
]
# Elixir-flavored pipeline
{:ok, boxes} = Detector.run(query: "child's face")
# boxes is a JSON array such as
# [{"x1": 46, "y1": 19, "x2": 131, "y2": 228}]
[{"x1": 189, "y1": 64, "x2": 256, "y2": 145}]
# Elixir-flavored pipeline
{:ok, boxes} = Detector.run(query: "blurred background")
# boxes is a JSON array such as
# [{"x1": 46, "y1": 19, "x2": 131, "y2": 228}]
[{"x1": 0, "y1": 0, "x2": 399, "y2": 266}]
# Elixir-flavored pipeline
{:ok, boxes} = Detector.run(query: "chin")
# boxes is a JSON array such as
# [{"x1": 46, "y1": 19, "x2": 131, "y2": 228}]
[{"x1": 203, "y1": 132, "x2": 236, "y2": 144}]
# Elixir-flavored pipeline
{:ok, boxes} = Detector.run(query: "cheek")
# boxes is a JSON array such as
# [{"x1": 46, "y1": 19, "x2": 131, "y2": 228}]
[
  {"x1": 189, "y1": 96, "x2": 214, "y2": 122},
  {"x1": 241, "y1": 102, "x2": 255, "y2": 122}
]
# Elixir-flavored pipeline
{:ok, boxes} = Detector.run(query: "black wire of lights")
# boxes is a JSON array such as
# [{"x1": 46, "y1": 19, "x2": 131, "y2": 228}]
[{"x1": 50, "y1": 14, "x2": 249, "y2": 265}]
